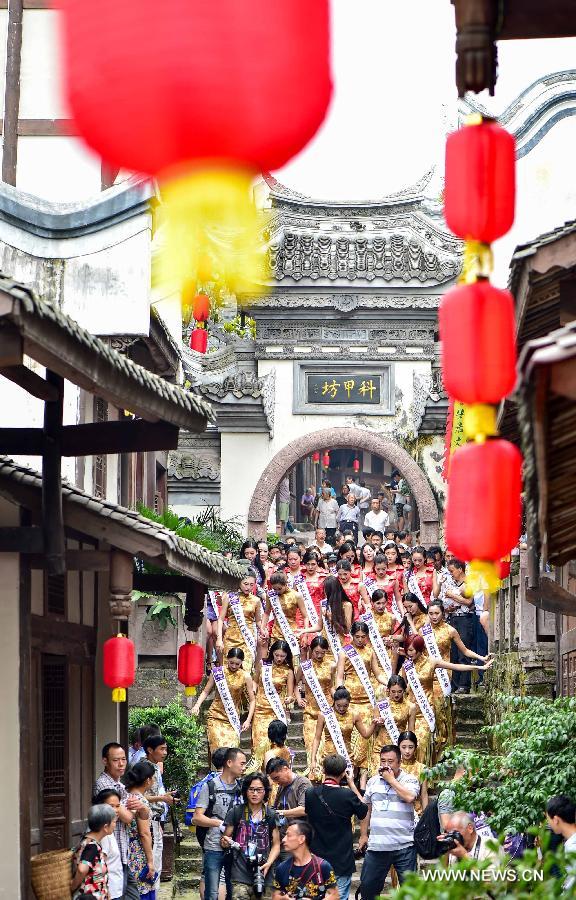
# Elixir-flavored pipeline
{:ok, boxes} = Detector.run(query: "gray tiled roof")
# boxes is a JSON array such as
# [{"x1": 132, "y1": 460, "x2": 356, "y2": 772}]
[
  {"x1": 508, "y1": 217, "x2": 576, "y2": 295},
  {"x1": 0, "y1": 456, "x2": 245, "y2": 588},
  {"x1": 0, "y1": 273, "x2": 213, "y2": 427}
]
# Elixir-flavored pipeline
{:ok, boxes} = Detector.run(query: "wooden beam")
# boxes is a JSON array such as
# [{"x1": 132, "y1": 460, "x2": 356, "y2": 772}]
[
  {"x1": 0, "y1": 327, "x2": 23, "y2": 367},
  {"x1": 0, "y1": 526, "x2": 43, "y2": 552},
  {"x1": 43, "y1": 370, "x2": 65, "y2": 576},
  {"x1": 0, "y1": 364, "x2": 60, "y2": 401},
  {"x1": 525, "y1": 576, "x2": 576, "y2": 616},
  {"x1": 60, "y1": 420, "x2": 180, "y2": 456},
  {"x1": 0, "y1": 428, "x2": 44, "y2": 454},
  {"x1": 28, "y1": 550, "x2": 110, "y2": 571},
  {"x1": 2, "y1": 0, "x2": 23, "y2": 184},
  {"x1": 133, "y1": 572, "x2": 199, "y2": 594}
]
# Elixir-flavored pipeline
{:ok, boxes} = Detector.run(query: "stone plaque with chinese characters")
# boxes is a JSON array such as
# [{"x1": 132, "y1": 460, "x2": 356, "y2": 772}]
[{"x1": 307, "y1": 374, "x2": 381, "y2": 405}]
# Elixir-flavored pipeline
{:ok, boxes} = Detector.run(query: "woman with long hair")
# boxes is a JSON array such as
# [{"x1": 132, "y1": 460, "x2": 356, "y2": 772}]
[
  {"x1": 389, "y1": 592, "x2": 429, "y2": 647},
  {"x1": 240, "y1": 538, "x2": 267, "y2": 588},
  {"x1": 335, "y1": 559, "x2": 363, "y2": 620},
  {"x1": 336, "y1": 541, "x2": 361, "y2": 579},
  {"x1": 359, "y1": 542, "x2": 376, "y2": 577},
  {"x1": 323, "y1": 574, "x2": 353, "y2": 641},
  {"x1": 222, "y1": 772, "x2": 280, "y2": 894},
  {"x1": 217, "y1": 570, "x2": 262, "y2": 671},
  {"x1": 125, "y1": 761, "x2": 158, "y2": 897},
  {"x1": 295, "y1": 635, "x2": 336, "y2": 769},
  {"x1": 250, "y1": 640, "x2": 295, "y2": 770},
  {"x1": 260, "y1": 570, "x2": 310, "y2": 652},
  {"x1": 369, "y1": 675, "x2": 416, "y2": 776},
  {"x1": 398, "y1": 731, "x2": 429, "y2": 814},
  {"x1": 310, "y1": 686, "x2": 376, "y2": 779},
  {"x1": 398, "y1": 633, "x2": 493, "y2": 763},
  {"x1": 337, "y1": 621, "x2": 387, "y2": 789},
  {"x1": 295, "y1": 550, "x2": 328, "y2": 648},
  {"x1": 191, "y1": 648, "x2": 256, "y2": 755}
]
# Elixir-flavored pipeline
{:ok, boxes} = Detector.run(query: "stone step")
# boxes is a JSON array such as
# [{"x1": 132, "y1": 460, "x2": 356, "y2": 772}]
[
  {"x1": 451, "y1": 695, "x2": 485, "y2": 720},
  {"x1": 454, "y1": 732, "x2": 488, "y2": 749},
  {"x1": 453, "y1": 718, "x2": 486, "y2": 735}
]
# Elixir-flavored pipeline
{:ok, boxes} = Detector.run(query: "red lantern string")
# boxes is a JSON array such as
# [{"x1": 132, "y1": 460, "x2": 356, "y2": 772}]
[
  {"x1": 322, "y1": 452, "x2": 330, "y2": 468},
  {"x1": 353, "y1": 458, "x2": 360, "y2": 473},
  {"x1": 312, "y1": 452, "x2": 320, "y2": 465},
  {"x1": 103, "y1": 634, "x2": 135, "y2": 703},
  {"x1": 190, "y1": 328, "x2": 208, "y2": 354}
]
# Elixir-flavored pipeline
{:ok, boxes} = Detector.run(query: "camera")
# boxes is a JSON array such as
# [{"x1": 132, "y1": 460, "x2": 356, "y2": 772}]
[
  {"x1": 436, "y1": 830, "x2": 465, "y2": 854},
  {"x1": 246, "y1": 840, "x2": 266, "y2": 897}
]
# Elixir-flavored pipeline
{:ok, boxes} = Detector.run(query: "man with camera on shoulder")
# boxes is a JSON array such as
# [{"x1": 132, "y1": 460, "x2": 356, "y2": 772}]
[
  {"x1": 272, "y1": 821, "x2": 338, "y2": 900},
  {"x1": 440, "y1": 812, "x2": 499, "y2": 866}
]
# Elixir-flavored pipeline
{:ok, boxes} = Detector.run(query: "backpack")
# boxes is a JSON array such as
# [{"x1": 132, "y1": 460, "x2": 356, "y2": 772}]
[
  {"x1": 413, "y1": 798, "x2": 443, "y2": 859},
  {"x1": 194, "y1": 778, "x2": 242, "y2": 848},
  {"x1": 185, "y1": 771, "x2": 217, "y2": 827}
]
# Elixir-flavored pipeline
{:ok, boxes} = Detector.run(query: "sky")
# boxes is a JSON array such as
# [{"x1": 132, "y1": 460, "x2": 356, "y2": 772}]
[{"x1": 275, "y1": 0, "x2": 576, "y2": 202}]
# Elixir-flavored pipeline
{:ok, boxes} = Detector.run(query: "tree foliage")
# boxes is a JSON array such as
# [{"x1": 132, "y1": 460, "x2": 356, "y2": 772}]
[
  {"x1": 129, "y1": 698, "x2": 206, "y2": 810},
  {"x1": 137, "y1": 503, "x2": 244, "y2": 556},
  {"x1": 426, "y1": 696, "x2": 576, "y2": 835}
]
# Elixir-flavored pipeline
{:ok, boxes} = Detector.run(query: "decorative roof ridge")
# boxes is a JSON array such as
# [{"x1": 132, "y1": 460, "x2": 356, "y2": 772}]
[
  {"x1": 508, "y1": 217, "x2": 576, "y2": 293},
  {"x1": 0, "y1": 455, "x2": 245, "y2": 580}
]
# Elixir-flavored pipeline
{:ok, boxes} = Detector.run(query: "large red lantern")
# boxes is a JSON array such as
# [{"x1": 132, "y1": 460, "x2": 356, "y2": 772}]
[
  {"x1": 103, "y1": 634, "x2": 135, "y2": 703},
  {"x1": 190, "y1": 328, "x2": 208, "y2": 354},
  {"x1": 445, "y1": 118, "x2": 515, "y2": 243},
  {"x1": 178, "y1": 641, "x2": 205, "y2": 696},
  {"x1": 192, "y1": 293, "x2": 210, "y2": 323},
  {"x1": 440, "y1": 281, "x2": 517, "y2": 404},
  {"x1": 312, "y1": 452, "x2": 320, "y2": 465},
  {"x1": 446, "y1": 440, "x2": 522, "y2": 563},
  {"x1": 322, "y1": 452, "x2": 330, "y2": 468},
  {"x1": 61, "y1": 0, "x2": 332, "y2": 294}
]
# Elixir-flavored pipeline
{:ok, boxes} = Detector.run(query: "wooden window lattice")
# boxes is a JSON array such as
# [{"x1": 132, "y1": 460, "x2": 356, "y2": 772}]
[{"x1": 93, "y1": 397, "x2": 108, "y2": 498}]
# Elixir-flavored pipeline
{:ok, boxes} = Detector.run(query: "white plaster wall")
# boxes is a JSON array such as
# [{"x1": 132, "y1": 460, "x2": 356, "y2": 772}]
[
  {"x1": 0, "y1": 498, "x2": 21, "y2": 897},
  {"x1": 0, "y1": 10, "x2": 9, "y2": 118},
  {"x1": 16, "y1": 137, "x2": 102, "y2": 203},
  {"x1": 20, "y1": 10, "x2": 65, "y2": 118},
  {"x1": 219, "y1": 357, "x2": 432, "y2": 529}
]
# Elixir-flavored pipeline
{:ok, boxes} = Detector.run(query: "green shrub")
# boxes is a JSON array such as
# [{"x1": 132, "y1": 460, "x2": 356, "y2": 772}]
[
  {"x1": 129, "y1": 698, "x2": 205, "y2": 810},
  {"x1": 426, "y1": 696, "x2": 576, "y2": 835}
]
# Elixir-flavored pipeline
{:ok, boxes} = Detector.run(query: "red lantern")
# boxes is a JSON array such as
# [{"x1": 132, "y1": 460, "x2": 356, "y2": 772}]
[
  {"x1": 439, "y1": 281, "x2": 517, "y2": 404},
  {"x1": 353, "y1": 458, "x2": 360, "y2": 473},
  {"x1": 312, "y1": 452, "x2": 320, "y2": 465},
  {"x1": 178, "y1": 641, "x2": 205, "y2": 696},
  {"x1": 103, "y1": 634, "x2": 135, "y2": 703},
  {"x1": 322, "y1": 452, "x2": 330, "y2": 468},
  {"x1": 190, "y1": 328, "x2": 208, "y2": 354},
  {"x1": 445, "y1": 119, "x2": 515, "y2": 243},
  {"x1": 445, "y1": 439, "x2": 522, "y2": 562},
  {"x1": 192, "y1": 293, "x2": 210, "y2": 323},
  {"x1": 61, "y1": 1, "x2": 332, "y2": 294}
]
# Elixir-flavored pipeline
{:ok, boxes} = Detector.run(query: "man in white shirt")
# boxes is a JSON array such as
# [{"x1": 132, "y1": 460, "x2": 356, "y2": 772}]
[
  {"x1": 93, "y1": 788, "x2": 125, "y2": 900},
  {"x1": 345, "y1": 475, "x2": 362, "y2": 500},
  {"x1": 357, "y1": 481, "x2": 372, "y2": 530},
  {"x1": 307, "y1": 527, "x2": 333, "y2": 556},
  {"x1": 546, "y1": 795, "x2": 576, "y2": 892},
  {"x1": 363, "y1": 498, "x2": 390, "y2": 534},
  {"x1": 358, "y1": 746, "x2": 419, "y2": 897},
  {"x1": 317, "y1": 489, "x2": 340, "y2": 543}
]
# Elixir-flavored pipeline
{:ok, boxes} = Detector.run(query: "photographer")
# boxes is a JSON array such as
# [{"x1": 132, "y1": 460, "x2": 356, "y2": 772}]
[
  {"x1": 440, "y1": 812, "x2": 499, "y2": 865},
  {"x1": 358, "y1": 746, "x2": 419, "y2": 898},
  {"x1": 222, "y1": 773, "x2": 280, "y2": 900},
  {"x1": 272, "y1": 821, "x2": 338, "y2": 900}
]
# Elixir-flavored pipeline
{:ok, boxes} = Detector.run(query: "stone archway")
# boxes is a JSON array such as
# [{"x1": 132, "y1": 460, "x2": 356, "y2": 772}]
[{"x1": 247, "y1": 427, "x2": 440, "y2": 544}]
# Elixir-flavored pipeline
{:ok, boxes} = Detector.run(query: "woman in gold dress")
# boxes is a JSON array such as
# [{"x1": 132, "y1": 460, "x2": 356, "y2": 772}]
[
  {"x1": 336, "y1": 621, "x2": 387, "y2": 789},
  {"x1": 398, "y1": 730, "x2": 428, "y2": 815},
  {"x1": 295, "y1": 636, "x2": 336, "y2": 768},
  {"x1": 309, "y1": 686, "x2": 376, "y2": 776},
  {"x1": 399, "y1": 634, "x2": 493, "y2": 764},
  {"x1": 369, "y1": 590, "x2": 395, "y2": 640},
  {"x1": 260, "y1": 571, "x2": 310, "y2": 656},
  {"x1": 217, "y1": 571, "x2": 262, "y2": 671},
  {"x1": 369, "y1": 675, "x2": 417, "y2": 776},
  {"x1": 250, "y1": 639, "x2": 295, "y2": 770},
  {"x1": 190, "y1": 648, "x2": 255, "y2": 756},
  {"x1": 425, "y1": 600, "x2": 491, "y2": 755},
  {"x1": 263, "y1": 719, "x2": 293, "y2": 774}
]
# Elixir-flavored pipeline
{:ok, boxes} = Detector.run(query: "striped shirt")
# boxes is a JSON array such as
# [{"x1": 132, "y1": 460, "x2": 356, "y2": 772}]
[
  {"x1": 93, "y1": 772, "x2": 130, "y2": 865},
  {"x1": 365, "y1": 770, "x2": 420, "y2": 851}
]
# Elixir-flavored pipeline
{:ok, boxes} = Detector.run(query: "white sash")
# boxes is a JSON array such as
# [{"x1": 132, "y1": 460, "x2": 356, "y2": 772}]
[
  {"x1": 421, "y1": 623, "x2": 452, "y2": 697},
  {"x1": 391, "y1": 595, "x2": 402, "y2": 624},
  {"x1": 207, "y1": 590, "x2": 221, "y2": 618},
  {"x1": 360, "y1": 612, "x2": 393, "y2": 680},
  {"x1": 261, "y1": 662, "x2": 287, "y2": 724},
  {"x1": 293, "y1": 574, "x2": 319, "y2": 626},
  {"x1": 228, "y1": 592, "x2": 257, "y2": 658},
  {"x1": 323, "y1": 709, "x2": 352, "y2": 768},
  {"x1": 300, "y1": 660, "x2": 331, "y2": 714},
  {"x1": 320, "y1": 600, "x2": 342, "y2": 662},
  {"x1": 403, "y1": 659, "x2": 435, "y2": 732},
  {"x1": 362, "y1": 574, "x2": 377, "y2": 597},
  {"x1": 212, "y1": 665, "x2": 241, "y2": 736},
  {"x1": 408, "y1": 572, "x2": 428, "y2": 608},
  {"x1": 472, "y1": 813, "x2": 495, "y2": 843},
  {"x1": 268, "y1": 589, "x2": 300, "y2": 657},
  {"x1": 342, "y1": 644, "x2": 376, "y2": 705},
  {"x1": 377, "y1": 698, "x2": 400, "y2": 744}
]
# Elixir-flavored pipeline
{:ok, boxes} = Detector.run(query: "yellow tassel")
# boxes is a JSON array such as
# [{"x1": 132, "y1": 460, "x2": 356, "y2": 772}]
[
  {"x1": 184, "y1": 686, "x2": 196, "y2": 697},
  {"x1": 458, "y1": 240, "x2": 494, "y2": 284},
  {"x1": 112, "y1": 687, "x2": 126, "y2": 703},
  {"x1": 463, "y1": 403, "x2": 498, "y2": 443},
  {"x1": 157, "y1": 166, "x2": 270, "y2": 299},
  {"x1": 466, "y1": 560, "x2": 501, "y2": 595}
]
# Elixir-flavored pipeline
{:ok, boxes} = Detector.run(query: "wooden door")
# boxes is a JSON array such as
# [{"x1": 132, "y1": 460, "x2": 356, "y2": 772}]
[{"x1": 41, "y1": 655, "x2": 68, "y2": 850}]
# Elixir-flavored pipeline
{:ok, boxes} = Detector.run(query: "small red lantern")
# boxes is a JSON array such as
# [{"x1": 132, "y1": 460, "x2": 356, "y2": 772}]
[
  {"x1": 192, "y1": 293, "x2": 210, "y2": 323},
  {"x1": 446, "y1": 439, "x2": 522, "y2": 563},
  {"x1": 445, "y1": 118, "x2": 515, "y2": 243},
  {"x1": 496, "y1": 556, "x2": 512, "y2": 580},
  {"x1": 322, "y1": 451, "x2": 330, "y2": 468},
  {"x1": 103, "y1": 634, "x2": 135, "y2": 703},
  {"x1": 178, "y1": 641, "x2": 205, "y2": 696},
  {"x1": 353, "y1": 458, "x2": 360, "y2": 473},
  {"x1": 440, "y1": 281, "x2": 517, "y2": 404},
  {"x1": 190, "y1": 328, "x2": 208, "y2": 354},
  {"x1": 312, "y1": 452, "x2": 320, "y2": 465}
]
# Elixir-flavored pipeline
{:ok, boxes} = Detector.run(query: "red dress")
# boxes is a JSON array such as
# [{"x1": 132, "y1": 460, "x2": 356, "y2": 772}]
[
  {"x1": 342, "y1": 580, "x2": 362, "y2": 620},
  {"x1": 295, "y1": 573, "x2": 327, "y2": 630},
  {"x1": 410, "y1": 567, "x2": 434, "y2": 605}
]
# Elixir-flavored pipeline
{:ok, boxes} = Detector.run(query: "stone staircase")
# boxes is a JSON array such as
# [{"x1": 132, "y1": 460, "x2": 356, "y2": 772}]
[{"x1": 451, "y1": 691, "x2": 488, "y2": 750}]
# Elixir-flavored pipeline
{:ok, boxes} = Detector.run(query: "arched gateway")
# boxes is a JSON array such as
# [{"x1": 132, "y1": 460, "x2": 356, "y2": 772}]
[{"x1": 247, "y1": 427, "x2": 439, "y2": 544}]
